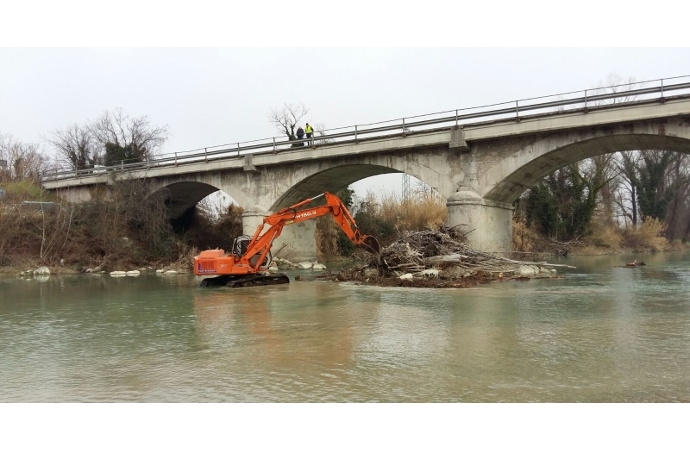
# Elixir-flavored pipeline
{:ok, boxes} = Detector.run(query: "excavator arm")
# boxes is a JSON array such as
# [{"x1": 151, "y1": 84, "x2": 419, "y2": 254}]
[
  {"x1": 194, "y1": 192, "x2": 380, "y2": 287},
  {"x1": 240, "y1": 192, "x2": 380, "y2": 271}
]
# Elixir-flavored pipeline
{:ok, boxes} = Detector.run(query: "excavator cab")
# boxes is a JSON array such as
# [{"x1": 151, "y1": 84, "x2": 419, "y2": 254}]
[
  {"x1": 232, "y1": 235, "x2": 251, "y2": 258},
  {"x1": 233, "y1": 234, "x2": 273, "y2": 269}
]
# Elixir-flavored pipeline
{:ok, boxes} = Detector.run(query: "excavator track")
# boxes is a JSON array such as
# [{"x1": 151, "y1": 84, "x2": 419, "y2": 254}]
[{"x1": 199, "y1": 273, "x2": 290, "y2": 288}]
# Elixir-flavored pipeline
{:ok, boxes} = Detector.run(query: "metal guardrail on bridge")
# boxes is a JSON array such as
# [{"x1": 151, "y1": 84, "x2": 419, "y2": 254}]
[{"x1": 41, "y1": 75, "x2": 690, "y2": 182}]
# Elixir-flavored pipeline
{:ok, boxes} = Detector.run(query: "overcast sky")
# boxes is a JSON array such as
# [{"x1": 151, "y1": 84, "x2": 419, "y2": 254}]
[{"x1": 2, "y1": 3, "x2": 690, "y2": 199}]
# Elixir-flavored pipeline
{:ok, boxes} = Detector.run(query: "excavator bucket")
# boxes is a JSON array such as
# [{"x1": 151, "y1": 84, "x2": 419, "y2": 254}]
[{"x1": 358, "y1": 235, "x2": 381, "y2": 256}]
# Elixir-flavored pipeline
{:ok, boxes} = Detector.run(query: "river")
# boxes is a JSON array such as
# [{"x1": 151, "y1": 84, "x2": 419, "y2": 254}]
[{"x1": 2, "y1": 252, "x2": 690, "y2": 402}]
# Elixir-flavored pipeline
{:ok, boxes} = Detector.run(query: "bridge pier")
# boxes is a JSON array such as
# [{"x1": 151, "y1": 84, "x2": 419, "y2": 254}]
[
  {"x1": 446, "y1": 189, "x2": 513, "y2": 255},
  {"x1": 242, "y1": 205, "x2": 317, "y2": 263}
]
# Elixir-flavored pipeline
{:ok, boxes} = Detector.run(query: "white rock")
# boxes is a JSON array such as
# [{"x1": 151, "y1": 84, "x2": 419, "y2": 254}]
[
  {"x1": 312, "y1": 263, "x2": 327, "y2": 271},
  {"x1": 517, "y1": 266, "x2": 535, "y2": 276},
  {"x1": 33, "y1": 266, "x2": 50, "y2": 276},
  {"x1": 267, "y1": 263, "x2": 279, "y2": 272},
  {"x1": 163, "y1": 270, "x2": 178, "y2": 275},
  {"x1": 110, "y1": 271, "x2": 126, "y2": 277},
  {"x1": 126, "y1": 270, "x2": 141, "y2": 276},
  {"x1": 419, "y1": 269, "x2": 439, "y2": 278},
  {"x1": 298, "y1": 262, "x2": 313, "y2": 270},
  {"x1": 399, "y1": 273, "x2": 414, "y2": 280},
  {"x1": 156, "y1": 269, "x2": 165, "y2": 273}
]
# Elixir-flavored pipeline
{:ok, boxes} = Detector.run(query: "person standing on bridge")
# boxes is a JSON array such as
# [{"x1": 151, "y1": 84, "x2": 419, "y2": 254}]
[
  {"x1": 296, "y1": 125, "x2": 305, "y2": 146},
  {"x1": 305, "y1": 123, "x2": 314, "y2": 145}
]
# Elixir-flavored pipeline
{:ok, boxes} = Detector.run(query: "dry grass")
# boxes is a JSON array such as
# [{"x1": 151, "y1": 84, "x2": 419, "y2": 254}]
[
  {"x1": 314, "y1": 189, "x2": 447, "y2": 259},
  {"x1": 358, "y1": 190, "x2": 447, "y2": 232},
  {"x1": 512, "y1": 213, "x2": 677, "y2": 256},
  {"x1": 586, "y1": 221, "x2": 624, "y2": 250},
  {"x1": 512, "y1": 220, "x2": 540, "y2": 253},
  {"x1": 315, "y1": 215, "x2": 340, "y2": 259},
  {"x1": 621, "y1": 218, "x2": 670, "y2": 252}
]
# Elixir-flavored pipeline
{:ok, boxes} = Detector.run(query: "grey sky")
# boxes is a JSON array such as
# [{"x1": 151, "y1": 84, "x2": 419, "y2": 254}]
[{"x1": 2, "y1": 48, "x2": 690, "y2": 197}]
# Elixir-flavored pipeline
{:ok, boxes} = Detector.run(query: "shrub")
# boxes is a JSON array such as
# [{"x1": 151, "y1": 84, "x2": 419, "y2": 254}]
[
  {"x1": 622, "y1": 218, "x2": 669, "y2": 252},
  {"x1": 176, "y1": 199, "x2": 244, "y2": 253}
]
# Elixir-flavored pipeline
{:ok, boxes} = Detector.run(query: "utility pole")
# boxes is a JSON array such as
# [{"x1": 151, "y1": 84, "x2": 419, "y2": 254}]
[{"x1": 402, "y1": 173, "x2": 410, "y2": 202}]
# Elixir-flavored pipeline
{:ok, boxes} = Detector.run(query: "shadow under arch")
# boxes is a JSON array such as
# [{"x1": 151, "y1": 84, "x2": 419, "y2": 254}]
[
  {"x1": 484, "y1": 133, "x2": 690, "y2": 205},
  {"x1": 151, "y1": 181, "x2": 221, "y2": 219}
]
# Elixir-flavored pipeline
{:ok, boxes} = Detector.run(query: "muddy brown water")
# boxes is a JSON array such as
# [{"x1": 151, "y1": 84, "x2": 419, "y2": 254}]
[{"x1": 2, "y1": 251, "x2": 690, "y2": 402}]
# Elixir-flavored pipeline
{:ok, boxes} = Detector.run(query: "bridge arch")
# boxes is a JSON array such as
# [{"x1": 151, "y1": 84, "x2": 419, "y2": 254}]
[
  {"x1": 480, "y1": 119, "x2": 690, "y2": 204},
  {"x1": 270, "y1": 164, "x2": 400, "y2": 210}
]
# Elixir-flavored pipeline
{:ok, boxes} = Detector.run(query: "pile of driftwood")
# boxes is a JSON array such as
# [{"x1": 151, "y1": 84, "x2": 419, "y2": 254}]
[{"x1": 375, "y1": 226, "x2": 574, "y2": 275}]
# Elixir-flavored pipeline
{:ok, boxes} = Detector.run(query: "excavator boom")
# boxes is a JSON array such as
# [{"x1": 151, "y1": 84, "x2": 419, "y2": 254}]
[{"x1": 194, "y1": 192, "x2": 380, "y2": 287}]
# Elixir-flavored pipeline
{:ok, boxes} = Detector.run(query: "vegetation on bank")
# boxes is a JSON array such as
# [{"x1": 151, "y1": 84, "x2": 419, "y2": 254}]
[
  {"x1": 0, "y1": 173, "x2": 686, "y2": 275},
  {"x1": 511, "y1": 149, "x2": 690, "y2": 256}
]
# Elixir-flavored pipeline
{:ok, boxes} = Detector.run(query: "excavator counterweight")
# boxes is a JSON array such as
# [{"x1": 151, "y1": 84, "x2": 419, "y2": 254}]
[{"x1": 194, "y1": 192, "x2": 380, "y2": 288}]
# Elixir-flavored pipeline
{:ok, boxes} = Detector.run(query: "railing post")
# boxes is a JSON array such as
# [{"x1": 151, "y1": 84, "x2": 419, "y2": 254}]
[
  {"x1": 455, "y1": 109, "x2": 458, "y2": 127},
  {"x1": 121, "y1": 160, "x2": 124, "y2": 172},
  {"x1": 402, "y1": 118, "x2": 406, "y2": 136},
  {"x1": 354, "y1": 125, "x2": 358, "y2": 142},
  {"x1": 273, "y1": 137, "x2": 277, "y2": 153},
  {"x1": 237, "y1": 143, "x2": 240, "y2": 157},
  {"x1": 660, "y1": 78, "x2": 666, "y2": 103},
  {"x1": 204, "y1": 148, "x2": 208, "y2": 162},
  {"x1": 174, "y1": 152, "x2": 178, "y2": 166},
  {"x1": 584, "y1": 89, "x2": 588, "y2": 113},
  {"x1": 515, "y1": 100, "x2": 520, "y2": 122}
]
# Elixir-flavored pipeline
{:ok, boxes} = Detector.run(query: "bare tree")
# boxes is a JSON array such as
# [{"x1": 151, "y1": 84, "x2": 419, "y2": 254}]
[
  {"x1": 592, "y1": 73, "x2": 640, "y2": 106},
  {"x1": 90, "y1": 108, "x2": 169, "y2": 165},
  {"x1": 613, "y1": 151, "x2": 641, "y2": 227},
  {"x1": 313, "y1": 123, "x2": 334, "y2": 145},
  {"x1": 585, "y1": 154, "x2": 620, "y2": 226},
  {"x1": 0, "y1": 133, "x2": 47, "y2": 181},
  {"x1": 46, "y1": 124, "x2": 97, "y2": 170},
  {"x1": 663, "y1": 153, "x2": 690, "y2": 240},
  {"x1": 269, "y1": 103, "x2": 309, "y2": 141}
]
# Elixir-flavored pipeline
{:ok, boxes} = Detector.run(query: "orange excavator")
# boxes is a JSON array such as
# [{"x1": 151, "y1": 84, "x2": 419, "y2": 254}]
[{"x1": 194, "y1": 192, "x2": 381, "y2": 287}]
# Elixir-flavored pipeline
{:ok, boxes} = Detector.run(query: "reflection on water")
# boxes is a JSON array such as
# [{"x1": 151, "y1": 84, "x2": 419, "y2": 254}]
[{"x1": 2, "y1": 254, "x2": 690, "y2": 402}]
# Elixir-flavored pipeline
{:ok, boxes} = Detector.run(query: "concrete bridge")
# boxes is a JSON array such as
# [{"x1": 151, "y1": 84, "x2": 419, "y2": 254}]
[{"x1": 42, "y1": 78, "x2": 690, "y2": 261}]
